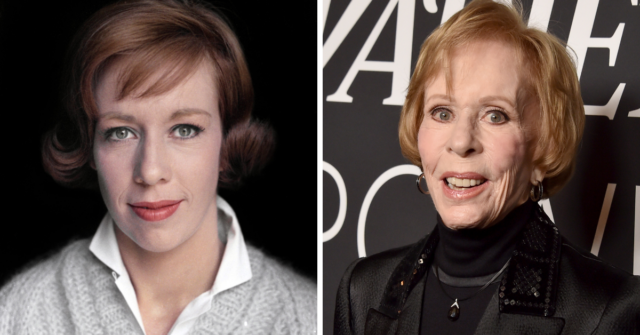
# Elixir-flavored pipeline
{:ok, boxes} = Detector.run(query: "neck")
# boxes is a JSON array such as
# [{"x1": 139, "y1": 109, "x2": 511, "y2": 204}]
[
  {"x1": 435, "y1": 200, "x2": 534, "y2": 277},
  {"x1": 115, "y1": 206, "x2": 224, "y2": 334}
]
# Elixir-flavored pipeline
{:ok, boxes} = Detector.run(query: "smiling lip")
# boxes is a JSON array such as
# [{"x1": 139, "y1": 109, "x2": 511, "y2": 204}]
[
  {"x1": 440, "y1": 172, "x2": 486, "y2": 180},
  {"x1": 440, "y1": 172, "x2": 488, "y2": 200},
  {"x1": 128, "y1": 200, "x2": 182, "y2": 222}
]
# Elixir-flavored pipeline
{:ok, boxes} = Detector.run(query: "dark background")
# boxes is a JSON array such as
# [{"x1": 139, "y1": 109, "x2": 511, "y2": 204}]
[
  {"x1": 0, "y1": 0, "x2": 316, "y2": 284},
  {"x1": 323, "y1": 0, "x2": 640, "y2": 333}
]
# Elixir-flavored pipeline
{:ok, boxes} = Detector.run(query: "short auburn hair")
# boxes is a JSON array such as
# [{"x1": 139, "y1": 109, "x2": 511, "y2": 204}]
[
  {"x1": 399, "y1": 0, "x2": 585, "y2": 198},
  {"x1": 42, "y1": 0, "x2": 274, "y2": 189}
]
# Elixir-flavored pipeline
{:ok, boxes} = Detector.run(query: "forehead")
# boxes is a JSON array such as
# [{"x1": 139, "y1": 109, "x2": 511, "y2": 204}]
[
  {"x1": 426, "y1": 40, "x2": 523, "y2": 99},
  {"x1": 95, "y1": 60, "x2": 218, "y2": 116},
  {"x1": 95, "y1": 52, "x2": 216, "y2": 101}
]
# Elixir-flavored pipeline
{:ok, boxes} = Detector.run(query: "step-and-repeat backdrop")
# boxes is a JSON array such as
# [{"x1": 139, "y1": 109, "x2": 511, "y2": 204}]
[{"x1": 323, "y1": 0, "x2": 640, "y2": 332}]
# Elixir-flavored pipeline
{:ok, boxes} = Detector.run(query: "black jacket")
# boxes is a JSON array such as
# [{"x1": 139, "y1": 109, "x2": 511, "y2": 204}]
[{"x1": 334, "y1": 205, "x2": 640, "y2": 334}]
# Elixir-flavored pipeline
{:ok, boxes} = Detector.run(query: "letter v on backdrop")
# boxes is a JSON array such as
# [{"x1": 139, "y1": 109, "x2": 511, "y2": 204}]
[{"x1": 324, "y1": 0, "x2": 637, "y2": 120}]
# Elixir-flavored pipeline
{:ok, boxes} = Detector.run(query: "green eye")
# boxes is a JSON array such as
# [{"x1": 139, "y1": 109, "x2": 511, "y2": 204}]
[
  {"x1": 104, "y1": 127, "x2": 134, "y2": 142},
  {"x1": 107, "y1": 128, "x2": 132, "y2": 140},
  {"x1": 115, "y1": 129, "x2": 129, "y2": 139},
  {"x1": 436, "y1": 110, "x2": 452, "y2": 121},
  {"x1": 488, "y1": 112, "x2": 505, "y2": 123},
  {"x1": 173, "y1": 124, "x2": 202, "y2": 139},
  {"x1": 176, "y1": 125, "x2": 194, "y2": 137}
]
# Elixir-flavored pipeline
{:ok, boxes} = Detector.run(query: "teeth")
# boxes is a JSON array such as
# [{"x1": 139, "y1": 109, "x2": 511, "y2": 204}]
[{"x1": 446, "y1": 177, "x2": 485, "y2": 188}]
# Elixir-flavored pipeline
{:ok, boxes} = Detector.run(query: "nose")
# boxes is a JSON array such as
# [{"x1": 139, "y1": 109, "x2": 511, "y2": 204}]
[
  {"x1": 133, "y1": 135, "x2": 172, "y2": 186},
  {"x1": 447, "y1": 114, "x2": 482, "y2": 157}
]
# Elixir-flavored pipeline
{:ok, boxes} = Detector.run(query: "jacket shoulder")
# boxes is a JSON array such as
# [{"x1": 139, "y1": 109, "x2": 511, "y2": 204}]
[
  {"x1": 350, "y1": 242, "x2": 418, "y2": 294},
  {"x1": 559, "y1": 239, "x2": 633, "y2": 287},
  {"x1": 556, "y1": 239, "x2": 640, "y2": 333},
  {"x1": 334, "y1": 238, "x2": 425, "y2": 335},
  {"x1": 592, "y1": 274, "x2": 640, "y2": 334}
]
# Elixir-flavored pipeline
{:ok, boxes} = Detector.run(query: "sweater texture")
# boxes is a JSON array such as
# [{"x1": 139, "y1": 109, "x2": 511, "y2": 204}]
[{"x1": 0, "y1": 240, "x2": 317, "y2": 334}]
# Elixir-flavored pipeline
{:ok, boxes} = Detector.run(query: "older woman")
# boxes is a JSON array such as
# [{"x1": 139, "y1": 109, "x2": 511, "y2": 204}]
[
  {"x1": 0, "y1": 0, "x2": 315, "y2": 334},
  {"x1": 334, "y1": 1, "x2": 639, "y2": 334}
]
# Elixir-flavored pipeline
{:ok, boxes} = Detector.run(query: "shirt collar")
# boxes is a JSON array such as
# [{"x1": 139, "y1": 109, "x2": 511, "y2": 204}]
[
  {"x1": 89, "y1": 195, "x2": 253, "y2": 294},
  {"x1": 211, "y1": 196, "x2": 252, "y2": 295}
]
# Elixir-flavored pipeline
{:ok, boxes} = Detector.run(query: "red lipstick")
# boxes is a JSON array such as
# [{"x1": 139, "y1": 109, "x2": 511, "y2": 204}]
[{"x1": 129, "y1": 200, "x2": 182, "y2": 222}]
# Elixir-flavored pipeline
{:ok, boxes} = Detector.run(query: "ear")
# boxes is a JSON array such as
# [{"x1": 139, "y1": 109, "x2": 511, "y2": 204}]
[{"x1": 530, "y1": 165, "x2": 546, "y2": 185}]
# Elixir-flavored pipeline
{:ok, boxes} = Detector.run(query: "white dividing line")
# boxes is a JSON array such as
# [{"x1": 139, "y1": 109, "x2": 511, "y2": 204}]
[
  {"x1": 634, "y1": 186, "x2": 639, "y2": 275},
  {"x1": 591, "y1": 183, "x2": 616, "y2": 256},
  {"x1": 540, "y1": 199, "x2": 555, "y2": 223}
]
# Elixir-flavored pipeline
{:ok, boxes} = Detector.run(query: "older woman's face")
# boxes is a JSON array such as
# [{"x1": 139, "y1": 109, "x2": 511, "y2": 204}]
[
  {"x1": 93, "y1": 62, "x2": 222, "y2": 252},
  {"x1": 418, "y1": 40, "x2": 542, "y2": 230}
]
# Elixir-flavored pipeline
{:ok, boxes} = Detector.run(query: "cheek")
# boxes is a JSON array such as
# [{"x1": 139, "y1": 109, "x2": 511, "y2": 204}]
[
  {"x1": 417, "y1": 127, "x2": 446, "y2": 171},
  {"x1": 485, "y1": 132, "x2": 529, "y2": 178},
  {"x1": 94, "y1": 145, "x2": 134, "y2": 209},
  {"x1": 189, "y1": 151, "x2": 219, "y2": 183},
  {"x1": 205, "y1": 135, "x2": 222, "y2": 175},
  {"x1": 183, "y1": 137, "x2": 222, "y2": 191}
]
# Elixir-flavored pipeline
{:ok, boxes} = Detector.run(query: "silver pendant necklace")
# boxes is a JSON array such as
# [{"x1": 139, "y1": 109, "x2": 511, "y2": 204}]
[{"x1": 433, "y1": 259, "x2": 510, "y2": 321}]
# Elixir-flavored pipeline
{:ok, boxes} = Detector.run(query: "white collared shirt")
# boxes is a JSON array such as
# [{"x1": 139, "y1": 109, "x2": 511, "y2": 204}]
[{"x1": 89, "y1": 196, "x2": 252, "y2": 335}]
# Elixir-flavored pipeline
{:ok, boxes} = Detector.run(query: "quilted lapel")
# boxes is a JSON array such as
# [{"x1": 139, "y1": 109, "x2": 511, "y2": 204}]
[
  {"x1": 475, "y1": 204, "x2": 565, "y2": 334},
  {"x1": 498, "y1": 205, "x2": 562, "y2": 317}
]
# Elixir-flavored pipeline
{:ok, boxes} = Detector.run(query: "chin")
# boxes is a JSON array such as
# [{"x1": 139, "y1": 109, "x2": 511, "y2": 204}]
[
  {"x1": 133, "y1": 238, "x2": 182, "y2": 253},
  {"x1": 120, "y1": 225, "x2": 187, "y2": 253},
  {"x1": 438, "y1": 207, "x2": 490, "y2": 230},
  {"x1": 441, "y1": 219, "x2": 485, "y2": 230}
]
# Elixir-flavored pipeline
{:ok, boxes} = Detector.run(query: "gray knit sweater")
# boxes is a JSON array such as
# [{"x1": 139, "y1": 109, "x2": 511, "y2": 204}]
[{"x1": 0, "y1": 240, "x2": 316, "y2": 334}]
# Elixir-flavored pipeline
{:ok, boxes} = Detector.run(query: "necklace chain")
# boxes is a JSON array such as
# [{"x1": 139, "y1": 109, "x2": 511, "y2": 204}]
[{"x1": 433, "y1": 258, "x2": 511, "y2": 321}]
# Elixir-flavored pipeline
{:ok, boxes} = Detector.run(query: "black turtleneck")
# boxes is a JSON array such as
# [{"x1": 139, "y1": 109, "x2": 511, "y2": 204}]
[
  {"x1": 435, "y1": 199, "x2": 534, "y2": 277},
  {"x1": 420, "y1": 200, "x2": 535, "y2": 335}
]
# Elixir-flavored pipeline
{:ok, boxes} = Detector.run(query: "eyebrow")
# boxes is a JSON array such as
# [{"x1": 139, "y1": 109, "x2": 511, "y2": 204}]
[
  {"x1": 98, "y1": 108, "x2": 212, "y2": 122},
  {"x1": 424, "y1": 94, "x2": 515, "y2": 108},
  {"x1": 169, "y1": 108, "x2": 212, "y2": 120},
  {"x1": 424, "y1": 94, "x2": 453, "y2": 104},
  {"x1": 478, "y1": 95, "x2": 516, "y2": 109},
  {"x1": 99, "y1": 112, "x2": 136, "y2": 122}
]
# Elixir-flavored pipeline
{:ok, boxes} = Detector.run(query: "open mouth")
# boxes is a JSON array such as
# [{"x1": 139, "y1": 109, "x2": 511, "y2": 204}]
[{"x1": 445, "y1": 177, "x2": 487, "y2": 190}]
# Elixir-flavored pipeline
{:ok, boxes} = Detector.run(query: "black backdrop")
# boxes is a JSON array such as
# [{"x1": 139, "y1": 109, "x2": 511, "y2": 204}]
[
  {"x1": 323, "y1": 0, "x2": 640, "y2": 332},
  {"x1": 0, "y1": 0, "x2": 316, "y2": 285}
]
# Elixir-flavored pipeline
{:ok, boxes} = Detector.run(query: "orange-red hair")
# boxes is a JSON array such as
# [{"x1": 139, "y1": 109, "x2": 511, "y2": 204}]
[
  {"x1": 399, "y1": 0, "x2": 584, "y2": 198},
  {"x1": 42, "y1": 0, "x2": 274, "y2": 189}
]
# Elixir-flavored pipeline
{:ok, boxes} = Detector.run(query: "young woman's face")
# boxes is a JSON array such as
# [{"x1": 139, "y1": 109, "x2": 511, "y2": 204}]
[
  {"x1": 93, "y1": 61, "x2": 222, "y2": 252},
  {"x1": 417, "y1": 40, "x2": 542, "y2": 230}
]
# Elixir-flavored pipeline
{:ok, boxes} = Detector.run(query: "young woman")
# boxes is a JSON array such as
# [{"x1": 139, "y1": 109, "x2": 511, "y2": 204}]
[{"x1": 0, "y1": 1, "x2": 315, "y2": 334}]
